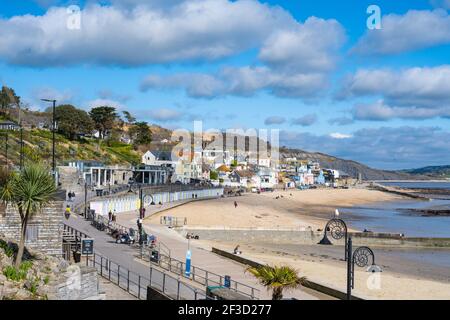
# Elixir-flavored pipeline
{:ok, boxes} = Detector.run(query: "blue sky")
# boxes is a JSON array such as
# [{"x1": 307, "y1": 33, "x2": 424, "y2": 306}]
[{"x1": 0, "y1": 0, "x2": 450, "y2": 170}]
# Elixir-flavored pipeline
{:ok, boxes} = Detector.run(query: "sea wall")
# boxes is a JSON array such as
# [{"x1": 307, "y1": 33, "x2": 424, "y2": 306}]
[
  {"x1": 180, "y1": 228, "x2": 450, "y2": 248},
  {"x1": 90, "y1": 188, "x2": 224, "y2": 216}
]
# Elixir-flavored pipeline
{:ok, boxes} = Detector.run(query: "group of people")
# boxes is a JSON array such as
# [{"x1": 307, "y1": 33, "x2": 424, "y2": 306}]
[
  {"x1": 108, "y1": 210, "x2": 117, "y2": 222},
  {"x1": 67, "y1": 191, "x2": 76, "y2": 202}
]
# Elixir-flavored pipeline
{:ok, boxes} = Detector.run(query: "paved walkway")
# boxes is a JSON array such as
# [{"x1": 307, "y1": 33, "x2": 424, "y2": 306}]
[
  {"x1": 67, "y1": 197, "x2": 333, "y2": 300},
  {"x1": 115, "y1": 203, "x2": 333, "y2": 300}
]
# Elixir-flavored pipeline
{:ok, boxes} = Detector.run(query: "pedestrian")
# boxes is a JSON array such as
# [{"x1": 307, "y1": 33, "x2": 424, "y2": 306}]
[
  {"x1": 71, "y1": 191, "x2": 76, "y2": 199},
  {"x1": 108, "y1": 210, "x2": 112, "y2": 222},
  {"x1": 67, "y1": 191, "x2": 72, "y2": 202},
  {"x1": 234, "y1": 201, "x2": 238, "y2": 208},
  {"x1": 142, "y1": 207, "x2": 146, "y2": 218},
  {"x1": 112, "y1": 210, "x2": 117, "y2": 222},
  {"x1": 64, "y1": 205, "x2": 71, "y2": 220}
]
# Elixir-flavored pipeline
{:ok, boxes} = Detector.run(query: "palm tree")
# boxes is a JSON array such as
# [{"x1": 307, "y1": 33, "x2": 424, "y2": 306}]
[
  {"x1": 0, "y1": 164, "x2": 56, "y2": 267},
  {"x1": 246, "y1": 265, "x2": 308, "y2": 300}
]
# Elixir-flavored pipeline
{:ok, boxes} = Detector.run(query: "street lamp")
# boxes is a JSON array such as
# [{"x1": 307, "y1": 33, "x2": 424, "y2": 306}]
[
  {"x1": 318, "y1": 217, "x2": 348, "y2": 261},
  {"x1": 41, "y1": 99, "x2": 57, "y2": 175},
  {"x1": 346, "y1": 237, "x2": 381, "y2": 300},
  {"x1": 1, "y1": 132, "x2": 7, "y2": 168}
]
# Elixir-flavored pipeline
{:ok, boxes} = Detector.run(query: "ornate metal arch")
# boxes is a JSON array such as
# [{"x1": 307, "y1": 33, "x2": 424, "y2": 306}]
[
  {"x1": 351, "y1": 246, "x2": 376, "y2": 289},
  {"x1": 325, "y1": 218, "x2": 348, "y2": 240}
]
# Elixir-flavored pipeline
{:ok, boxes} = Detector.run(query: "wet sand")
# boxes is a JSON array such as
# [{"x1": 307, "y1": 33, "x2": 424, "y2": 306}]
[{"x1": 199, "y1": 240, "x2": 450, "y2": 300}]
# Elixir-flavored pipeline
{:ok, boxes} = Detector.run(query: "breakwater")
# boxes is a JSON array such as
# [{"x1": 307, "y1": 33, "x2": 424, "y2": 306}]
[{"x1": 179, "y1": 228, "x2": 450, "y2": 248}]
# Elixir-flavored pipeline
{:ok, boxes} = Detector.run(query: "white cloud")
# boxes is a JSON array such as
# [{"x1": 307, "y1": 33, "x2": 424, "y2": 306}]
[
  {"x1": 353, "y1": 100, "x2": 450, "y2": 121},
  {"x1": 86, "y1": 98, "x2": 126, "y2": 111},
  {"x1": 264, "y1": 116, "x2": 286, "y2": 125},
  {"x1": 139, "y1": 12, "x2": 345, "y2": 99},
  {"x1": 338, "y1": 66, "x2": 450, "y2": 116},
  {"x1": 259, "y1": 17, "x2": 345, "y2": 73},
  {"x1": 141, "y1": 66, "x2": 330, "y2": 98},
  {"x1": 0, "y1": 0, "x2": 295, "y2": 66},
  {"x1": 329, "y1": 132, "x2": 352, "y2": 139},
  {"x1": 352, "y1": 10, "x2": 450, "y2": 55},
  {"x1": 290, "y1": 114, "x2": 318, "y2": 126}
]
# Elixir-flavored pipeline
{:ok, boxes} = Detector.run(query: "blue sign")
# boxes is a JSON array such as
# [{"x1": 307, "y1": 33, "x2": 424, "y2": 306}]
[
  {"x1": 81, "y1": 238, "x2": 94, "y2": 255},
  {"x1": 224, "y1": 275, "x2": 231, "y2": 288},
  {"x1": 185, "y1": 250, "x2": 192, "y2": 277}
]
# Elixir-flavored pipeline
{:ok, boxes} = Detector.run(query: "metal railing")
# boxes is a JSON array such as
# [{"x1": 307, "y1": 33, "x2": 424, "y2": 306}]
[
  {"x1": 87, "y1": 252, "x2": 209, "y2": 300},
  {"x1": 160, "y1": 216, "x2": 187, "y2": 227},
  {"x1": 142, "y1": 249, "x2": 259, "y2": 299},
  {"x1": 93, "y1": 214, "x2": 172, "y2": 257}
]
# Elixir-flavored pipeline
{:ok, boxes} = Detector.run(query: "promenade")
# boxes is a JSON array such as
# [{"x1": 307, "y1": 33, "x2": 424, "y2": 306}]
[
  {"x1": 115, "y1": 201, "x2": 333, "y2": 300},
  {"x1": 66, "y1": 195, "x2": 332, "y2": 300}
]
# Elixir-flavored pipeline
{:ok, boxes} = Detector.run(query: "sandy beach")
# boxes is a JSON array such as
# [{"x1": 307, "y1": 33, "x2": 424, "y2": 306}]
[
  {"x1": 147, "y1": 188, "x2": 403, "y2": 230},
  {"x1": 196, "y1": 240, "x2": 450, "y2": 300},
  {"x1": 143, "y1": 187, "x2": 450, "y2": 300}
]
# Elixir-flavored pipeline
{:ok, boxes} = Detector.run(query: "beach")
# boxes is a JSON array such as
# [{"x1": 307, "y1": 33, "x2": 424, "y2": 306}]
[
  {"x1": 144, "y1": 187, "x2": 450, "y2": 300},
  {"x1": 147, "y1": 188, "x2": 403, "y2": 230}
]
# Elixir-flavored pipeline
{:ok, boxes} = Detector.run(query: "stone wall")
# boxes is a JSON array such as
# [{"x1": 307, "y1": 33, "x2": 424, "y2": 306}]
[
  {"x1": 48, "y1": 265, "x2": 103, "y2": 300},
  {"x1": 0, "y1": 201, "x2": 65, "y2": 256}
]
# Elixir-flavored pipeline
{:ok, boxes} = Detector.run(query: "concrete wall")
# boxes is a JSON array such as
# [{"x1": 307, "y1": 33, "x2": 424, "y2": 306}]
[
  {"x1": 48, "y1": 265, "x2": 102, "y2": 300},
  {"x1": 180, "y1": 228, "x2": 450, "y2": 248},
  {"x1": 90, "y1": 188, "x2": 224, "y2": 216},
  {"x1": 0, "y1": 201, "x2": 65, "y2": 256}
]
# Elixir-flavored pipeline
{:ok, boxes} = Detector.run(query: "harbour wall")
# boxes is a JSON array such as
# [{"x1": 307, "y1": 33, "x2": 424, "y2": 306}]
[{"x1": 179, "y1": 228, "x2": 450, "y2": 248}]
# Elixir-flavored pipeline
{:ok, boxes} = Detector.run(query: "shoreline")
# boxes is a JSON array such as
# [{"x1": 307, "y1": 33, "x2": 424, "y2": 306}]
[{"x1": 146, "y1": 187, "x2": 405, "y2": 231}]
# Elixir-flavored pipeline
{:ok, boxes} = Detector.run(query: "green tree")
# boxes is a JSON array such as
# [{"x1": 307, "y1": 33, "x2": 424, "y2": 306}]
[
  {"x1": 129, "y1": 121, "x2": 152, "y2": 147},
  {"x1": 0, "y1": 86, "x2": 20, "y2": 116},
  {"x1": 89, "y1": 106, "x2": 118, "y2": 139},
  {"x1": 55, "y1": 104, "x2": 94, "y2": 139},
  {"x1": 246, "y1": 265, "x2": 307, "y2": 300},
  {"x1": 210, "y1": 171, "x2": 218, "y2": 180},
  {"x1": 122, "y1": 111, "x2": 136, "y2": 124},
  {"x1": 0, "y1": 164, "x2": 56, "y2": 267}
]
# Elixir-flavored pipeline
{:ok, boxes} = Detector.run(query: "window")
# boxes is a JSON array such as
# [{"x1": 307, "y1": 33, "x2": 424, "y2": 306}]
[{"x1": 25, "y1": 225, "x2": 39, "y2": 242}]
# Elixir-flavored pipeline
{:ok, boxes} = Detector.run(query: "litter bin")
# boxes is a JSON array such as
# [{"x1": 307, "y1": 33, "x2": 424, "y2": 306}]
[
  {"x1": 150, "y1": 250, "x2": 159, "y2": 263},
  {"x1": 73, "y1": 251, "x2": 81, "y2": 263}
]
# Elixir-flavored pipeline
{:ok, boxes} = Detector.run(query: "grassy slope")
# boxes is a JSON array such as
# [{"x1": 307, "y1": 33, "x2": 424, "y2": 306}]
[{"x1": 0, "y1": 129, "x2": 141, "y2": 167}]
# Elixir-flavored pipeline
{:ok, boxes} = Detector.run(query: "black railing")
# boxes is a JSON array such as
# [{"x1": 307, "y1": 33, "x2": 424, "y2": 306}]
[
  {"x1": 87, "y1": 252, "x2": 209, "y2": 300},
  {"x1": 142, "y1": 248, "x2": 259, "y2": 299}
]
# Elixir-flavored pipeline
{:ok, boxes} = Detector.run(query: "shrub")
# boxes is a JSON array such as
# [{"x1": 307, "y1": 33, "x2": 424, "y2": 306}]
[
  {"x1": 0, "y1": 239, "x2": 14, "y2": 257},
  {"x1": 2, "y1": 261, "x2": 33, "y2": 281}
]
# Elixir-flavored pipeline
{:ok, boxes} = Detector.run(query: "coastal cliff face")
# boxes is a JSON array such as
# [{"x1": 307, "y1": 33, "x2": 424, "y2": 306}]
[{"x1": 280, "y1": 148, "x2": 430, "y2": 181}]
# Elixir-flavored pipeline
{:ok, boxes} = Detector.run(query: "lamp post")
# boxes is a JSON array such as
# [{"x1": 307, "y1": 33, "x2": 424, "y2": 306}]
[
  {"x1": 318, "y1": 217, "x2": 348, "y2": 261},
  {"x1": 346, "y1": 237, "x2": 379, "y2": 300},
  {"x1": 1, "y1": 132, "x2": 7, "y2": 167},
  {"x1": 41, "y1": 99, "x2": 57, "y2": 175}
]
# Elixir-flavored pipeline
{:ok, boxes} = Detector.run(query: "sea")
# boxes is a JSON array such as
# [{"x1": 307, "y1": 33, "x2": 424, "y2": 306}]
[{"x1": 340, "y1": 181, "x2": 450, "y2": 238}]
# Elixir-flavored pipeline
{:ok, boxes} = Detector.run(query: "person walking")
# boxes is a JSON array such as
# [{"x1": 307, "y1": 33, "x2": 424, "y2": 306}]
[
  {"x1": 234, "y1": 201, "x2": 238, "y2": 208},
  {"x1": 112, "y1": 210, "x2": 117, "y2": 222},
  {"x1": 67, "y1": 191, "x2": 72, "y2": 202},
  {"x1": 108, "y1": 210, "x2": 112, "y2": 222},
  {"x1": 64, "y1": 205, "x2": 71, "y2": 220}
]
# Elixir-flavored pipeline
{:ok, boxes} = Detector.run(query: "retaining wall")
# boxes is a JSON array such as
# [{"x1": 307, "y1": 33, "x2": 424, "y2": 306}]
[{"x1": 180, "y1": 228, "x2": 450, "y2": 248}]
